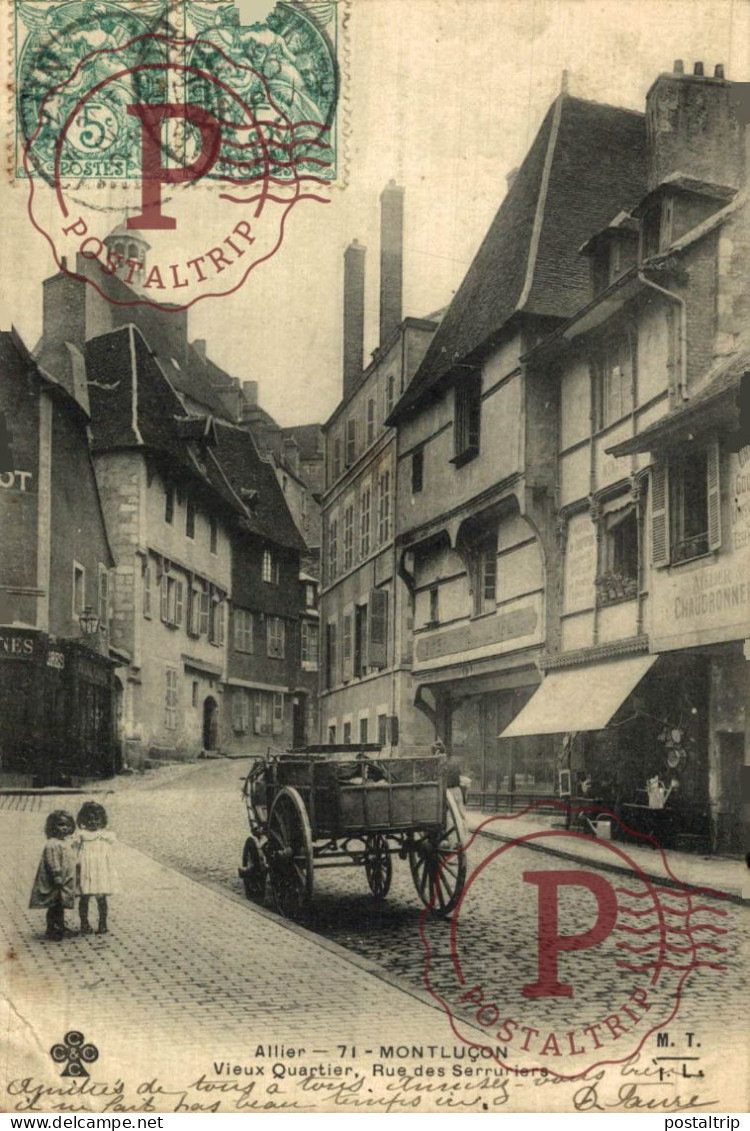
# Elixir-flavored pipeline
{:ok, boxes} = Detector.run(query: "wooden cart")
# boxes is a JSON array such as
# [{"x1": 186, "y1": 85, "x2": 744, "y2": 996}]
[{"x1": 239, "y1": 745, "x2": 467, "y2": 919}]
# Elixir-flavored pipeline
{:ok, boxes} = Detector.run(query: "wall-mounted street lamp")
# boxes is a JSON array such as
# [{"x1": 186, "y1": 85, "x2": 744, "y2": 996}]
[{"x1": 79, "y1": 606, "x2": 100, "y2": 636}]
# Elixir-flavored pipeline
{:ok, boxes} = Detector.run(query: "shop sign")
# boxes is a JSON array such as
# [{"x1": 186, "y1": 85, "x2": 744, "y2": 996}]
[
  {"x1": 0, "y1": 630, "x2": 35, "y2": 658},
  {"x1": 564, "y1": 511, "x2": 597, "y2": 614},
  {"x1": 0, "y1": 470, "x2": 33, "y2": 491},
  {"x1": 416, "y1": 603, "x2": 538, "y2": 663}
]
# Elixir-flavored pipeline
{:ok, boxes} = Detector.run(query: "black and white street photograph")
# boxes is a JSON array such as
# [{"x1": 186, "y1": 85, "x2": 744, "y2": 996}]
[{"x1": 0, "y1": 0, "x2": 748, "y2": 1118}]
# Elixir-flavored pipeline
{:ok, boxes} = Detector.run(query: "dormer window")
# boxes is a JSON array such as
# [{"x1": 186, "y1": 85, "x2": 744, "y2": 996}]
[{"x1": 640, "y1": 197, "x2": 673, "y2": 260}]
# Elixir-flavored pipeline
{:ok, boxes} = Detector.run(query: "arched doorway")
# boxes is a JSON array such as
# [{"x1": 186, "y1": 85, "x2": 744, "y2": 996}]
[{"x1": 203, "y1": 696, "x2": 219, "y2": 751}]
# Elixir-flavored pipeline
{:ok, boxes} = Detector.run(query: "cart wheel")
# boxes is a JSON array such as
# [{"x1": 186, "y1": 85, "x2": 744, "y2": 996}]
[
  {"x1": 409, "y1": 789, "x2": 467, "y2": 917},
  {"x1": 266, "y1": 787, "x2": 314, "y2": 919},
  {"x1": 364, "y1": 833, "x2": 392, "y2": 900},
  {"x1": 239, "y1": 835, "x2": 267, "y2": 902}
]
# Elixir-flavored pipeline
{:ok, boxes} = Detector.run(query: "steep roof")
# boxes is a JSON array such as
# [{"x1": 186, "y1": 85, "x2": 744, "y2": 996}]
[
  {"x1": 393, "y1": 95, "x2": 647, "y2": 418},
  {"x1": 213, "y1": 420, "x2": 306, "y2": 551},
  {"x1": 286, "y1": 422, "x2": 324, "y2": 460}
]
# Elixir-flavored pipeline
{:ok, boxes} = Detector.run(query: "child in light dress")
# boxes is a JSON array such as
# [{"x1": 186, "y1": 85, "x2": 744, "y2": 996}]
[
  {"x1": 75, "y1": 801, "x2": 117, "y2": 935},
  {"x1": 29, "y1": 810, "x2": 77, "y2": 941}
]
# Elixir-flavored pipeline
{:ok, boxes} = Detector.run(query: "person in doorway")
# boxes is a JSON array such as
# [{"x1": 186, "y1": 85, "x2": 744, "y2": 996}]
[
  {"x1": 29, "y1": 810, "x2": 77, "y2": 941},
  {"x1": 75, "y1": 801, "x2": 117, "y2": 935},
  {"x1": 433, "y1": 738, "x2": 471, "y2": 806}
]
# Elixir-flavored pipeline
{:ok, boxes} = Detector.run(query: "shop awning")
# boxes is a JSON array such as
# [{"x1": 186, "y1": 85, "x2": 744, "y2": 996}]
[{"x1": 500, "y1": 653, "x2": 658, "y2": 737}]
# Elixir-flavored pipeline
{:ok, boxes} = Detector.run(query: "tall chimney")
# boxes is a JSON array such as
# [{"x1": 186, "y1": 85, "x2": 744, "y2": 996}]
[
  {"x1": 343, "y1": 239, "x2": 365, "y2": 396},
  {"x1": 379, "y1": 180, "x2": 404, "y2": 348},
  {"x1": 242, "y1": 379, "x2": 258, "y2": 406},
  {"x1": 645, "y1": 62, "x2": 742, "y2": 191}
]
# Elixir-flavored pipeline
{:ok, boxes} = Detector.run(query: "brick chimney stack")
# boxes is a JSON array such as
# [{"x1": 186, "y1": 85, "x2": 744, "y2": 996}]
[
  {"x1": 645, "y1": 61, "x2": 743, "y2": 191},
  {"x1": 379, "y1": 180, "x2": 404, "y2": 348},
  {"x1": 342, "y1": 239, "x2": 365, "y2": 396}
]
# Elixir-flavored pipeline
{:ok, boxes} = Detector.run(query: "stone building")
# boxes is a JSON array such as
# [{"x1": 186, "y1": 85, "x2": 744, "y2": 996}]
[
  {"x1": 388, "y1": 89, "x2": 647, "y2": 806},
  {"x1": 503, "y1": 62, "x2": 748, "y2": 853},
  {"x1": 319, "y1": 184, "x2": 438, "y2": 748},
  {"x1": 0, "y1": 329, "x2": 116, "y2": 783}
]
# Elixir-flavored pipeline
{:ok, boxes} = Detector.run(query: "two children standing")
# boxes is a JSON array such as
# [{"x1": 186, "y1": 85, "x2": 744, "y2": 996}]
[{"x1": 29, "y1": 801, "x2": 117, "y2": 941}]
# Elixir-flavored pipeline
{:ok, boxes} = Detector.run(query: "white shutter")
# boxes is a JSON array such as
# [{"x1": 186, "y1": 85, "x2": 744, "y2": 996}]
[
  {"x1": 650, "y1": 462, "x2": 670, "y2": 567},
  {"x1": 160, "y1": 574, "x2": 169, "y2": 621},
  {"x1": 706, "y1": 436, "x2": 722, "y2": 552}
]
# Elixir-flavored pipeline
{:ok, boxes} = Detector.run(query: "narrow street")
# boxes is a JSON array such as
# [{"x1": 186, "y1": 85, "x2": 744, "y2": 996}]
[{"x1": 112, "y1": 759, "x2": 748, "y2": 1051}]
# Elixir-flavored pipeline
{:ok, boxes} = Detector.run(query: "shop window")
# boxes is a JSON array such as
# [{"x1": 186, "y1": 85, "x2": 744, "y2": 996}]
[
  {"x1": 453, "y1": 373, "x2": 481, "y2": 465},
  {"x1": 597, "y1": 505, "x2": 638, "y2": 606},
  {"x1": 262, "y1": 549, "x2": 279, "y2": 585},
  {"x1": 186, "y1": 498, "x2": 196, "y2": 539},
  {"x1": 266, "y1": 616, "x2": 285, "y2": 658},
  {"x1": 595, "y1": 333, "x2": 634, "y2": 428},
  {"x1": 73, "y1": 562, "x2": 85, "y2": 617},
  {"x1": 301, "y1": 620, "x2": 318, "y2": 668},
  {"x1": 209, "y1": 516, "x2": 218, "y2": 554},
  {"x1": 411, "y1": 449, "x2": 424, "y2": 494},
  {"x1": 234, "y1": 607, "x2": 254, "y2": 653},
  {"x1": 652, "y1": 438, "x2": 721, "y2": 567},
  {"x1": 165, "y1": 484, "x2": 175, "y2": 524},
  {"x1": 366, "y1": 398, "x2": 375, "y2": 444},
  {"x1": 343, "y1": 504, "x2": 354, "y2": 570},
  {"x1": 164, "y1": 667, "x2": 178, "y2": 729},
  {"x1": 377, "y1": 468, "x2": 391, "y2": 544},
  {"x1": 360, "y1": 485, "x2": 371, "y2": 557}
]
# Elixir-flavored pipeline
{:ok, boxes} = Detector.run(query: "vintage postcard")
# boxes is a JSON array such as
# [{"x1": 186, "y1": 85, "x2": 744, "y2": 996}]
[{"x1": 0, "y1": 0, "x2": 748, "y2": 1117}]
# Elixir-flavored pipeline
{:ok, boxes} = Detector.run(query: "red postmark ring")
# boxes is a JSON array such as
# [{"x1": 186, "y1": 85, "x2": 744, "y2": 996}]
[
  {"x1": 418, "y1": 803, "x2": 730, "y2": 1081},
  {"x1": 23, "y1": 31, "x2": 334, "y2": 311}
]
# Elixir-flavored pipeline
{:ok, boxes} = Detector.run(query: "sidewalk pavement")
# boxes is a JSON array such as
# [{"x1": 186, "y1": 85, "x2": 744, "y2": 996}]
[
  {"x1": 0, "y1": 800, "x2": 462, "y2": 1103},
  {"x1": 465, "y1": 808, "x2": 748, "y2": 903}
]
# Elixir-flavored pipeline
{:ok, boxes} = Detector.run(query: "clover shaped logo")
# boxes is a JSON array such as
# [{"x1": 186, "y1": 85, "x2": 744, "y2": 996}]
[{"x1": 50, "y1": 1031, "x2": 99, "y2": 1077}]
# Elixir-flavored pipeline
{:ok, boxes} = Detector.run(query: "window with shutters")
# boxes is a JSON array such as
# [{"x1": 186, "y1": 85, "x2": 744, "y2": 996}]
[
  {"x1": 342, "y1": 719, "x2": 352, "y2": 744},
  {"x1": 254, "y1": 691, "x2": 273, "y2": 735},
  {"x1": 161, "y1": 572, "x2": 184, "y2": 627},
  {"x1": 143, "y1": 564, "x2": 152, "y2": 618},
  {"x1": 360, "y1": 485, "x2": 371, "y2": 557},
  {"x1": 73, "y1": 562, "x2": 85, "y2": 617},
  {"x1": 188, "y1": 582, "x2": 203, "y2": 636},
  {"x1": 328, "y1": 517, "x2": 338, "y2": 580},
  {"x1": 453, "y1": 373, "x2": 481, "y2": 465},
  {"x1": 328, "y1": 723, "x2": 337, "y2": 743},
  {"x1": 343, "y1": 504, "x2": 354, "y2": 570},
  {"x1": 164, "y1": 667, "x2": 178, "y2": 729},
  {"x1": 266, "y1": 616, "x2": 285, "y2": 658},
  {"x1": 366, "y1": 398, "x2": 376, "y2": 444},
  {"x1": 596, "y1": 333, "x2": 634, "y2": 428},
  {"x1": 359, "y1": 716, "x2": 369, "y2": 743},
  {"x1": 385, "y1": 374, "x2": 396, "y2": 420},
  {"x1": 377, "y1": 469, "x2": 391, "y2": 544},
  {"x1": 354, "y1": 602, "x2": 368, "y2": 678},
  {"x1": 209, "y1": 595, "x2": 225, "y2": 646},
  {"x1": 333, "y1": 436, "x2": 342, "y2": 480},
  {"x1": 342, "y1": 611, "x2": 353, "y2": 682},
  {"x1": 651, "y1": 438, "x2": 721, "y2": 567},
  {"x1": 326, "y1": 620, "x2": 338, "y2": 688},
  {"x1": 368, "y1": 589, "x2": 388, "y2": 669},
  {"x1": 273, "y1": 692, "x2": 284, "y2": 735},
  {"x1": 301, "y1": 620, "x2": 318, "y2": 669},
  {"x1": 232, "y1": 688, "x2": 250, "y2": 733},
  {"x1": 345, "y1": 418, "x2": 356, "y2": 466},
  {"x1": 377, "y1": 712, "x2": 388, "y2": 746},
  {"x1": 234, "y1": 607, "x2": 254, "y2": 653}
]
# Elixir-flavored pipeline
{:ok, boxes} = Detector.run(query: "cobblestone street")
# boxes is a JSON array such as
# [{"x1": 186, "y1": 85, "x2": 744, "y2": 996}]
[{"x1": 110, "y1": 759, "x2": 749, "y2": 1054}]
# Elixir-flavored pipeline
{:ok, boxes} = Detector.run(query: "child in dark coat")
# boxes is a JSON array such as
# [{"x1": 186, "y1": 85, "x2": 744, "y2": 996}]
[{"x1": 29, "y1": 810, "x2": 77, "y2": 940}]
